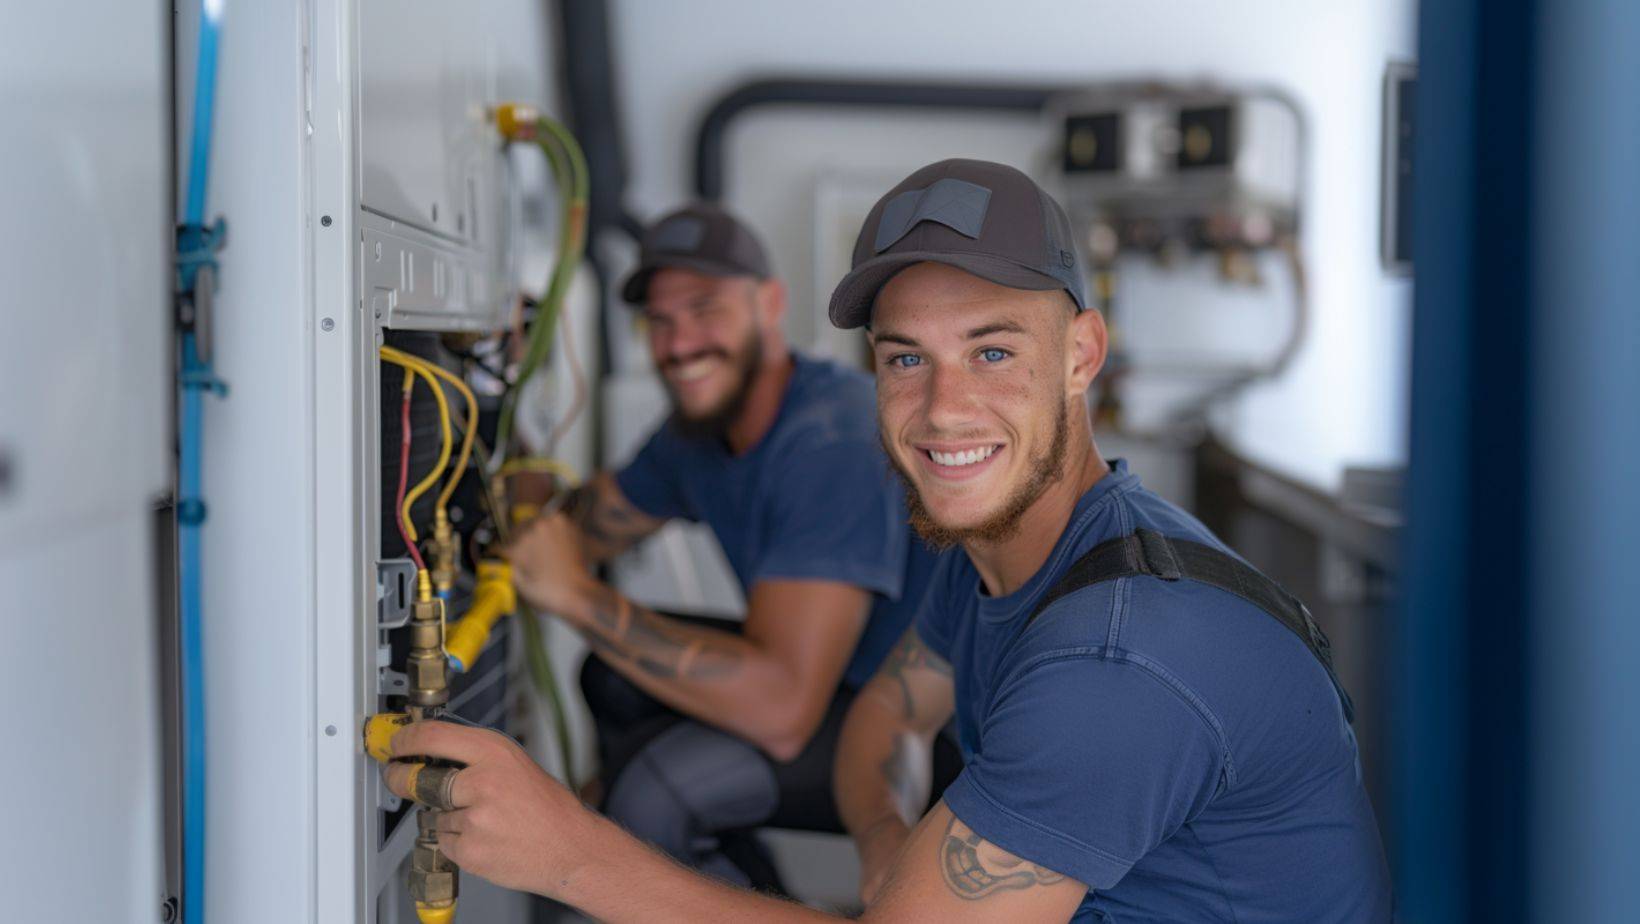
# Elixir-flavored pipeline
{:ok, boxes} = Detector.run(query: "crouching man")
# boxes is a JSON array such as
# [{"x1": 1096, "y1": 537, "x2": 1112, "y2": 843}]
[{"x1": 378, "y1": 160, "x2": 1393, "y2": 922}]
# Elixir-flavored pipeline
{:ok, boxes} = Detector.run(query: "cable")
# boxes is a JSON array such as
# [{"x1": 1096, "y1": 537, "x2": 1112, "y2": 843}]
[
  {"x1": 380, "y1": 345, "x2": 478, "y2": 514},
  {"x1": 394, "y1": 368, "x2": 426, "y2": 572},
  {"x1": 177, "y1": 5, "x2": 228, "y2": 923},
  {"x1": 493, "y1": 110, "x2": 590, "y2": 459},
  {"x1": 544, "y1": 295, "x2": 588, "y2": 456},
  {"x1": 380, "y1": 348, "x2": 452, "y2": 544}
]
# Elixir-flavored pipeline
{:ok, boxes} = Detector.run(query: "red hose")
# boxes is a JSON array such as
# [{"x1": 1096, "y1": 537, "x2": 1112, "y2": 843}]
[{"x1": 396, "y1": 379, "x2": 426, "y2": 571}]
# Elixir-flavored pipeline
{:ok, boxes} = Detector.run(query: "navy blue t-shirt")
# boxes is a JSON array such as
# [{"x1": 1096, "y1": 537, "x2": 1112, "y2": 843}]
[
  {"x1": 917, "y1": 460, "x2": 1392, "y2": 922},
  {"x1": 615, "y1": 353, "x2": 934, "y2": 688}
]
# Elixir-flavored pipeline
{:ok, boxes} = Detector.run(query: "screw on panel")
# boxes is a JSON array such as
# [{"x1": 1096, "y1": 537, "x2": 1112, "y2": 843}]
[
  {"x1": 321, "y1": 318, "x2": 335, "y2": 332},
  {"x1": 320, "y1": 214, "x2": 332, "y2": 227},
  {"x1": 325, "y1": 725, "x2": 338, "y2": 737}
]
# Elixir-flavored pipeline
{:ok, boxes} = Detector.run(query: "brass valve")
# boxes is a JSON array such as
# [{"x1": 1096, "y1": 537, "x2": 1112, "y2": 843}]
[
  {"x1": 405, "y1": 572, "x2": 458, "y2": 922},
  {"x1": 430, "y1": 511, "x2": 458, "y2": 600},
  {"x1": 411, "y1": 809, "x2": 459, "y2": 923}
]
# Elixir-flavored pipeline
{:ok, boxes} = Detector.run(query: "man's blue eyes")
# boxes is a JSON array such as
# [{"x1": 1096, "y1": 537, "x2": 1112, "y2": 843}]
[{"x1": 888, "y1": 349, "x2": 1010, "y2": 368}]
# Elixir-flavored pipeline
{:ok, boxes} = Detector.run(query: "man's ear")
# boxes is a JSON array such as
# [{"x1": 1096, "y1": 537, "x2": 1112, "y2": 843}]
[
  {"x1": 1064, "y1": 304, "x2": 1108, "y2": 395},
  {"x1": 756, "y1": 277, "x2": 788, "y2": 327}
]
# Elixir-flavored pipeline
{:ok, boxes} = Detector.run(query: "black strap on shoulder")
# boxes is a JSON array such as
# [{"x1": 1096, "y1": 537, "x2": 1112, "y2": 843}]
[{"x1": 1028, "y1": 528, "x2": 1355, "y2": 724}]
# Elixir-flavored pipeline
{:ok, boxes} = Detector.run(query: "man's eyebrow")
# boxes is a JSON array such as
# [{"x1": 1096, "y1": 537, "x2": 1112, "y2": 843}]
[
  {"x1": 965, "y1": 320, "x2": 1027, "y2": 339},
  {"x1": 871, "y1": 330, "x2": 919, "y2": 347}
]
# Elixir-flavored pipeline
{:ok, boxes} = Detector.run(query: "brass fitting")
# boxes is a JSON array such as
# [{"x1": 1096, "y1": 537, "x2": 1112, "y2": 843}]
[
  {"x1": 404, "y1": 569, "x2": 460, "y2": 920},
  {"x1": 406, "y1": 594, "x2": 450, "y2": 714},
  {"x1": 490, "y1": 102, "x2": 540, "y2": 141},
  {"x1": 430, "y1": 512, "x2": 458, "y2": 599},
  {"x1": 411, "y1": 810, "x2": 459, "y2": 917}
]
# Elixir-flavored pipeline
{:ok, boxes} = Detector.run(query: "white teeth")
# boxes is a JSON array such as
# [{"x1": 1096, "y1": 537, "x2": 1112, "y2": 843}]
[
  {"x1": 671, "y1": 358, "x2": 716, "y2": 382},
  {"x1": 928, "y1": 445, "x2": 999, "y2": 467}
]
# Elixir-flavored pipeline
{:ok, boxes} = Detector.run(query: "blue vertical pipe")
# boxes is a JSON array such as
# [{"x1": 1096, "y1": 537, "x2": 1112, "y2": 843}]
[{"x1": 178, "y1": 2, "x2": 225, "y2": 923}]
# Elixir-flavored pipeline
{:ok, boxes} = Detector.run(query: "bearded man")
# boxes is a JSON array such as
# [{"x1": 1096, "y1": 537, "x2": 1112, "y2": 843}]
[
  {"x1": 382, "y1": 165, "x2": 1391, "y2": 922},
  {"x1": 502, "y1": 202, "x2": 953, "y2": 888}
]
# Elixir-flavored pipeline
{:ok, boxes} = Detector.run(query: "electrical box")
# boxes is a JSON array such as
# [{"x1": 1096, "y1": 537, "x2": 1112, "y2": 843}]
[{"x1": 1047, "y1": 83, "x2": 1303, "y2": 261}]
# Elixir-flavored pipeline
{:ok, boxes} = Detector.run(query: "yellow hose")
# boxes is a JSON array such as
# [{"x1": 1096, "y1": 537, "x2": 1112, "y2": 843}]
[
  {"x1": 496, "y1": 456, "x2": 579, "y2": 482},
  {"x1": 442, "y1": 561, "x2": 516, "y2": 672},
  {"x1": 379, "y1": 348, "x2": 453, "y2": 543},
  {"x1": 381, "y1": 345, "x2": 478, "y2": 514}
]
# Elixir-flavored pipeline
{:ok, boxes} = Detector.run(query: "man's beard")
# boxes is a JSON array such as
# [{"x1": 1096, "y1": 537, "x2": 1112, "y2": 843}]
[
  {"x1": 663, "y1": 329, "x2": 763, "y2": 442},
  {"x1": 887, "y1": 398, "x2": 1070, "y2": 551}
]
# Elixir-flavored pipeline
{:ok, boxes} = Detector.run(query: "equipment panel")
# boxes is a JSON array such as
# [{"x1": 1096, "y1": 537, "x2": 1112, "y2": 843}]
[{"x1": 358, "y1": 0, "x2": 508, "y2": 331}]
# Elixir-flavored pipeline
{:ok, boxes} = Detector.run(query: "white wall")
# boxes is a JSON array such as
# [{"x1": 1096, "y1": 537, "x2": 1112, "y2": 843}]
[
  {"x1": 0, "y1": 1, "x2": 169, "y2": 919},
  {"x1": 607, "y1": 0, "x2": 1417, "y2": 491}
]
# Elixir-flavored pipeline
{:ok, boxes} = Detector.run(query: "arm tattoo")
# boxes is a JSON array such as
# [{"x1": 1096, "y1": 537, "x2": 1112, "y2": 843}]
[
  {"x1": 939, "y1": 815, "x2": 1066, "y2": 900},
  {"x1": 560, "y1": 483, "x2": 649, "y2": 554},
  {"x1": 879, "y1": 631, "x2": 952, "y2": 719},
  {"x1": 580, "y1": 584, "x2": 741, "y2": 681}
]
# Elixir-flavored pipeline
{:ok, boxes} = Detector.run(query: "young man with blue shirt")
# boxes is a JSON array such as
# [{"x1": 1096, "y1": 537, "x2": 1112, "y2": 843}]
[
  {"x1": 377, "y1": 162, "x2": 1392, "y2": 922},
  {"x1": 498, "y1": 202, "x2": 947, "y2": 886}
]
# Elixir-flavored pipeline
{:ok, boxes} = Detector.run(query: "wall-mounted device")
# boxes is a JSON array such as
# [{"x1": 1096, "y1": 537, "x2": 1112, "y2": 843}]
[
  {"x1": 1044, "y1": 82, "x2": 1309, "y2": 430},
  {"x1": 1048, "y1": 82, "x2": 1302, "y2": 266}
]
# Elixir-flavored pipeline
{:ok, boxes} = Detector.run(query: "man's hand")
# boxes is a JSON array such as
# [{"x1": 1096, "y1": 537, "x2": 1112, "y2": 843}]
[
  {"x1": 504, "y1": 511, "x2": 597, "y2": 616},
  {"x1": 381, "y1": 720, "x2": 597, "y2": 899}
]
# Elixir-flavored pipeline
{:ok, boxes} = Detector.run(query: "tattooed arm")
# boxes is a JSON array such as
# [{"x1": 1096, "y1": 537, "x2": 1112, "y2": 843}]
[
  {"x1": 834, "y1": 627, "x2": 956, "y2": 903},
  {"x1": 858, "y1": 800, "x2": 1086, "y2": 920},
  {"x1": 555, "y1": 472, "x2": 665, "y2": 563},
  {"x1": 568, "y1": 578, "x2": 870, "y2": 760},
  {"x1": 507, "y1": 509, "x2": 872, "y2": 759}
]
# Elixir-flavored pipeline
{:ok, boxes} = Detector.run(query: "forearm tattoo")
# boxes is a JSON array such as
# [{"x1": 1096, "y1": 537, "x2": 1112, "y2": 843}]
[
  {"x1": 939, "y1": 815, "x2": 1066, "y2": 900},
  {"x1": 560, "y1": 483, "x2": 649, "y2": 555},
  {"x1": 580, "y1": 583, "x2": 741, "y2": 681},
  {"x1": 879, "y1": 630, "x2": 952, "y2": 720}
]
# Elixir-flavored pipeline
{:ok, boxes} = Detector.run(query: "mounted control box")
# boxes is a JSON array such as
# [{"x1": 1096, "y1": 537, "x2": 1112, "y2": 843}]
[{"x1": 1047, "y1": 83, "x2": 1303, "y2": 261}]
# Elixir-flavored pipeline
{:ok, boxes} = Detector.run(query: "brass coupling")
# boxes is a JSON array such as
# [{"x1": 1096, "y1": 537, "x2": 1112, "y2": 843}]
[
  {"x1": 411, "y1": 808, "x2": 459, "y2": 916},
  {"x1": 407, "y1": 595, "x2": 449, "y2": 713},
  {"x1": 430, "y1": 514, "x2": 458, "y2": 599}
]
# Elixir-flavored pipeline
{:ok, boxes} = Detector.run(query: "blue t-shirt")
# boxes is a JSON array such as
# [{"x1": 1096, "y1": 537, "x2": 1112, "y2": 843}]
[
  {"x1": 616, "y1": 353, "x2": 934, "y2": 688},
  {"x1": 917, "y1": 460, "x2": 1392, "y2": 923}
]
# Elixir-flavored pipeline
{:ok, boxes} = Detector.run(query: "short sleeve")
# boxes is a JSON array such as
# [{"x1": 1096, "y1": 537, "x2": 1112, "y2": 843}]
[
  {"x1": 941, "y1": 653, "x2": 1226, "y2": 890},
  {"x1": 613, "y1": 426, "x2": 695, "y2": 522},
  {"x1": 749, "y1": 440, "x2": 906, "y2": 597}
]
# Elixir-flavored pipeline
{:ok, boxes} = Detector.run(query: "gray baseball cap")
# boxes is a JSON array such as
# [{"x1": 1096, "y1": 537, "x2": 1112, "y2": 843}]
[
  {"x1": 828, "y1": 159, "x2": 1089, "y2": 329},
  {"x1": 621, "y1": 201, "x2": 772, "y2": 304}
]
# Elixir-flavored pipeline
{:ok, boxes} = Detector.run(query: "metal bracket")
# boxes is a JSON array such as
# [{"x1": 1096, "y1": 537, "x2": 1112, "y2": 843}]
[
  {"x1": 379, "y1": 666, "x2": 408, "y2": 698},
  {"x1": 376, "y1": 558, "x2": 418, "y2": 629}
]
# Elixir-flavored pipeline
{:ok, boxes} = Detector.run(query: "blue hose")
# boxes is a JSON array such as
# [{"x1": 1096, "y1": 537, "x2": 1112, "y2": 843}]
[
  {"x1": 178, "y1": 337, "x2": 210, "y2": 924},
  {"x1": 178, "y1": 3, "x2": 225, "y2": 922}
]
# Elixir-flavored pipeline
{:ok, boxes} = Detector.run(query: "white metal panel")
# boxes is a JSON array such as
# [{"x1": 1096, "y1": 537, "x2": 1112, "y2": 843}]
[
  {"x1": 183, "y1": 0, "x2": 319, "y2": 919},
  {"x1": 0, "y1": 1, "x2": 168, "y2": 920},
  {"x1": 357, "y1": 0, "x2": 509, "y2": 331}
]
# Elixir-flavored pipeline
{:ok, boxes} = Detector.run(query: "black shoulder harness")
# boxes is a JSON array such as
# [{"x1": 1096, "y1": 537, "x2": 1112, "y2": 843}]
[{"x1": 1027, "y1": 527, "x2": 1355, "y2": 724}]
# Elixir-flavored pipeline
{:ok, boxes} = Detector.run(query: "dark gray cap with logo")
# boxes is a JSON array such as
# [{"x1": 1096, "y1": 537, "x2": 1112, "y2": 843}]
[
  {"x1": 828, "y1": 158, "x2": 1089, "y2": 329},
  {"x1": 621, "y1": 201, "x2": 772, "y2": 304}
]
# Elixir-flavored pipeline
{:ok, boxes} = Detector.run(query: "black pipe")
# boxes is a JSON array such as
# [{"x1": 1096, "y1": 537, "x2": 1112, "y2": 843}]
[
  {"x1": 694, "y1": 77, "x2": 1069, "y2": 199},
  {"x1": 554, "y1": 0, "x2": 636, "y2": 242}
]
